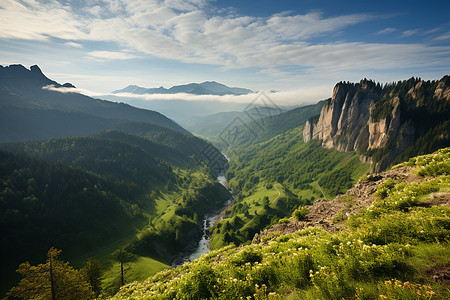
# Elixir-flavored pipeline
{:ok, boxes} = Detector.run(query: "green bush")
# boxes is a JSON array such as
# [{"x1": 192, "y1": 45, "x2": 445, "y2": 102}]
[
  {"x1": 293, "y1": 206, "x2": 309, "y2": 221},
  {"x1": 180, "y1": 264, "x2": 217, "y2": 299}
]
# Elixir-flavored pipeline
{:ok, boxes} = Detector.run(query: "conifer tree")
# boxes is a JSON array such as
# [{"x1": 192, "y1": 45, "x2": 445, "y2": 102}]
[
  {"x1": 7, "y1": 247, "x2": 94, "y2": 300},
  {"x1": 81, "y1": 258, "x2": 103, "y2": 297}
]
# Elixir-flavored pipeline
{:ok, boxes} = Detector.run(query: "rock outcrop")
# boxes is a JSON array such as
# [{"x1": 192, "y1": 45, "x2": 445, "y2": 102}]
[
  {"x1": 252, "y1": 163, "x2": 450, "y2": 243},
  {"x1": 303, "y1": 76, "x2": 450, "y2": 171}
]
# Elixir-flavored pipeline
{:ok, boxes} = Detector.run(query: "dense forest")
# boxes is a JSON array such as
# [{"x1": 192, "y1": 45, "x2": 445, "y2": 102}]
[{"x1": 0, "y1": 128, "x2": 230, "y2": 295}]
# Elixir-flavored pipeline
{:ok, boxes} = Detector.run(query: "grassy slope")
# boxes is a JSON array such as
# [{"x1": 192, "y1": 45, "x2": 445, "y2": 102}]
[
  {"x1": 210, "y1": 126, "x2": 370, "y2": 249},
  {"x1": 110, "y1": 148, "x2": 450, "y2": 300}
]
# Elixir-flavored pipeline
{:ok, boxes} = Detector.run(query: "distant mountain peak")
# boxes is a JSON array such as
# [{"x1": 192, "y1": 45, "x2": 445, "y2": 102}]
[
  {"x1": 30, "y1": 64, "x2": 43, "y2": 74},
  {"x1": 112, "y1": 81, "x2": 253, "y2": 96},
  {"x1": 0, "y1": 64, "x2": 71, "y2": 89}
]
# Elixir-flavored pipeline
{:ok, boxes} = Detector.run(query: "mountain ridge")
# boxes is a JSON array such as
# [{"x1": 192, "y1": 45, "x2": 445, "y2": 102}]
[
  {"x1": 0, "y1": 64, "x2": 191, "y2": 141},
  {"x1": 112, "y1": 81, "x2": 253, "y2": 96},
  {"x1": 303, "y1": 76, "x2": 450, "y2": 171}
]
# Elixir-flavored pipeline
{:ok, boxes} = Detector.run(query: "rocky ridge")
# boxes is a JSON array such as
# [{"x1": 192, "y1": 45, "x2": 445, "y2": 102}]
[
  {"x1": 303, "y1": 76, "x2": 450, "y2": 171},
  {"x1": 253, "y1": 164, "x2": 450, "y2": 243}
]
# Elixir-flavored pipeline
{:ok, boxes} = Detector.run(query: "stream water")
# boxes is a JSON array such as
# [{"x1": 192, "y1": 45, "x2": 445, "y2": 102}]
[{"x1": 189, "y1": 175, "x2": 233, "y2": 261}]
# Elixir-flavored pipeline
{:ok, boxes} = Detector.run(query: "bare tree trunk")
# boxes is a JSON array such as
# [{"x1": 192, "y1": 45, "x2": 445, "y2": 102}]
[
  {"x1": 120, "y1": 259, "x2": 124, "y2": 287},
  {"x1": 49, "y1": 254, "x2": 56, "y2": 300}
]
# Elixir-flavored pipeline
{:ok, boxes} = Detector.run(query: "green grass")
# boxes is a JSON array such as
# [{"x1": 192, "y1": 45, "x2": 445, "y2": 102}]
[
  {"x1": 212, "y1": 125, "x2": 370, "y2": 248},
  {"x1": 102, "y1": 256, "x2": 169, "y2": 296},
  {"x1": 109, "y1": 148, "x2": 450, "y2": 300}
]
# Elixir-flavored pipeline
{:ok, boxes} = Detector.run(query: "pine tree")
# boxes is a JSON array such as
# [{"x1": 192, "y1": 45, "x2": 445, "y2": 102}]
[
  {"x1": 81, "y1": 258, "x2": 103, "y2": 297},
  {"x1": 112, "y1": 248, "x2": 135, "y2": 287},
  {"x1": 7, "y1": 248, "x2": 94, "y2": 300}
]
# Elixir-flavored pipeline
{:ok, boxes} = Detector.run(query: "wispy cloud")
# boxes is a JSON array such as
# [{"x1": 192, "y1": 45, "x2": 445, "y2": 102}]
[
  {"x1": 87, "y1": 51, "x2": 138, "y2": 61},
  {"x1": 375, "y1": 27, "x2": 397, "y2": 35},
  {"x1": 0, "y1": 0, "x2": 449, "y2": 78},
  {"x1": 434, "y1": 32, "x2": 450, "y2": 41},
  {"x1": 402, "y1": 29, "x2": 420, "y2": 37},
  {"x1": 65, "y1": 41, "x2": 83, "y2": 48},
  {"x1": 103, "y1": 88, "x2": 330, "y2": 106},
  {"x1": 44, "y1": 82, "x2": 330, "y2": 106}
]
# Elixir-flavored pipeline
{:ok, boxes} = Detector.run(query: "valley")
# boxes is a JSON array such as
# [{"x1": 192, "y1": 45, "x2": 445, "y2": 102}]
[
  {"x1": 2, "y1": 1, "x2": 450, "y2": 298},
  {"x1": 0, "y1": 65, "x2": 449, "y2": 299}
]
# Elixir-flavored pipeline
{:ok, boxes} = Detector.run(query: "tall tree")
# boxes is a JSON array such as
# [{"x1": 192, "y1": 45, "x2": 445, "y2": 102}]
[
  {"x1": 7, "y1": 248, "x2": 94, "y2": 300},
  {"x1": 81, "y1": 258, "x2": 103, "y2": 297},
  {"x1": 112, "y1": 248, "x2": 135, "y2": 287}
]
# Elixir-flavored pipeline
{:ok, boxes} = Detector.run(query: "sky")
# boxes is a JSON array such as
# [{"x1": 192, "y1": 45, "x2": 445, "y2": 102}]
[{"x1": 1, "y1": 0, "x2": 450, "y2": 105}]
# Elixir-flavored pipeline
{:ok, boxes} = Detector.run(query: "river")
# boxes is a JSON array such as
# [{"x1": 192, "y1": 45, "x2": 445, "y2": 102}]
[{"x1": 189, "y1": 175, "x2": 233, "y2": 261}]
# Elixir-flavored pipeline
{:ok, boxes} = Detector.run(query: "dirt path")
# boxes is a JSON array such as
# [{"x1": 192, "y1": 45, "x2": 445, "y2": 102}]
[
  {"x1": 315, "y1": 182, "x2": 327, "y2": 199},
  {"x1": 273, "y1": 183, "x2": 281, "y2": 202}
]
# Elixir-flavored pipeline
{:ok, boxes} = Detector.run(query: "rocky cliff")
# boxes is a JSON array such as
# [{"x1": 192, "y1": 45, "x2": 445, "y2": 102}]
[{"x1": 303, "y1": 76, "x2": 450, "y2": 171}]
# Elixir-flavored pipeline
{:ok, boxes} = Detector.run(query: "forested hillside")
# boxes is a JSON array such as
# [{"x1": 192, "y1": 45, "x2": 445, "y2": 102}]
[
  {"x1": 211, "y1": 100, "x2": 325, "y2": 151},
  {"x1": 210, "y1": 126, "x2": 369, "y2": 249},
  {"x1": 111, "y1": 148, "x2": 450, "y2": 300},
  {"x1": 0, "y1": 127, "x2": 230, "y2": 295},
  {"x1": 0, "y1": 150, "x2": 146, "y2": 292}
]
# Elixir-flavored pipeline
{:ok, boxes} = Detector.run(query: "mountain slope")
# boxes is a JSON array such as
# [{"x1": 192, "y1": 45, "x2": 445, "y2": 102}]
[
  {"x1": 212, "y1": 100, "x2": 325, "y2": 151},
  {"x1": 113, "y1": 81, "x2": 252, "y2": 96},
  {"x1": 0, "y1": 64, "x2": 189, "y2": 142},
  {"x1": 210, "y1": 125, "x2": 369, "y2": 249},
  {"x1": 182, "y1": 105, "x2": 288, "y2": 137},
  {"x1": 110, "y1": 148, "x2": 450, "y2": 300},
  {"x1": 304, "y1": 76, "x2": 450, "y2": 170},
  {"x1": 0, "y1": 149, "x2": 150, "y2": 293},
  {"x1": 0, "y1": 128, "x2": 230, "y2": 295}
]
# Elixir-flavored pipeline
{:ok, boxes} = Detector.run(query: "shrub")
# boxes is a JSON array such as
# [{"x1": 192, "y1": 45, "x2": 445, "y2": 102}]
[
  {"x1": 278, "y1": 250, "x2": 315, "y2": 288},
  {"x1": 180, "y1": 264, "x2": 217, "y2": 299},
  {"x1": 293, "y1": 206, "x2": 309, "y2": 221},
  {"x1": 231, "y1": 248, "x2": 263, "y2": 267}
]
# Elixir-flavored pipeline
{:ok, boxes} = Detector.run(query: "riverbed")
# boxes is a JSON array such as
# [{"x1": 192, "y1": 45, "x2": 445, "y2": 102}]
[{"x1": 189, "y1": 175, "x2": 233, "y2": 261}]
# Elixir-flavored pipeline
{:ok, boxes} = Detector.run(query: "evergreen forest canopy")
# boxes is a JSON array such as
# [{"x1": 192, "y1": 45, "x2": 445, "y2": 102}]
[{"x1": 0, "y1": 126, "x2": 230, "y2": 295}]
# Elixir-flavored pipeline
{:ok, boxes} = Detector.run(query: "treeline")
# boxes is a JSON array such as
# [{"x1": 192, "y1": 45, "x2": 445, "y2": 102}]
[{"x1": 367, "y1": 76, "x2": 450, "y2": 169}]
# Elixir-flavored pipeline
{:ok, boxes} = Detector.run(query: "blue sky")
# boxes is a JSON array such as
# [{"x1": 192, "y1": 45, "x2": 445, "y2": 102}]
[{"x1": 1, "y1": 0, "x2": 449, "y2": 104}]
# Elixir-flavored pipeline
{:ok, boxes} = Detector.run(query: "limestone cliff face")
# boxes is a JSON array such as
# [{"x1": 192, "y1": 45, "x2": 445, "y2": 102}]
[
  {"x1": 304, "y1": 79, "x2": 382, "y2": 151},
  {"x1": 303, "y1": 76, "x2": 450, "y2": 171}
]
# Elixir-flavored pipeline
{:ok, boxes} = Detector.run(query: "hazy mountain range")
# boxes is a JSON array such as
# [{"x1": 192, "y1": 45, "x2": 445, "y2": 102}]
[
  {"x1": 112, "y1": 81, "x2": 253, "y2": 96},
  {"x1": 0, "y1": 64, "x2": 189, "y2": 142}
]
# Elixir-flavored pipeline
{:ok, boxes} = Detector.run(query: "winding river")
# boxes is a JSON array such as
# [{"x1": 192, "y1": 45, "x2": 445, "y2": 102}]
[{"x1": 189, "y1": 175, "x2": 233, "y2": 261}]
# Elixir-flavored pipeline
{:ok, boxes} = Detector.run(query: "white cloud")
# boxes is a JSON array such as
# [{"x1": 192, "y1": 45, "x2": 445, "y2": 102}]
[
  {"x1": 0, "y1": 0, "x2": 86, "y2": 40},
  {"x1": 0, "y1": 0, "x2": 449, "y2": 76},
  {"x1": 375, "y1": 27, "x2": 397, "y2": 35},
  {"x1": 402, "y1": 29, "x2": 420, "y2": 37},
  {"x1": 42, "y1": 84, "x2": 81, "y2": 93},
  {"x1": 434, "y1": 32, "x2": 450, "y2": 41},
  {"x1": 110, "y1": 87, "x2": 330, "y2": 106},
  {"x1": 87, "y1": 50, "x2": 137, "y2": 60},
  {"x1": 65, "y1": 41, "x2": 83, "y2": 48}
]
